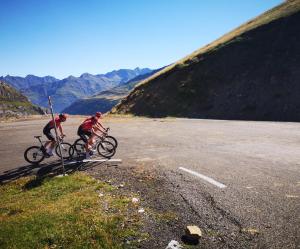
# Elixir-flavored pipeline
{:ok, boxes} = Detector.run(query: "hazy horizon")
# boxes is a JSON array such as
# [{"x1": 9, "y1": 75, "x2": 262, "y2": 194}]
[{"x1": 1, "y1": 66, "x2": 154, "y2": 80}]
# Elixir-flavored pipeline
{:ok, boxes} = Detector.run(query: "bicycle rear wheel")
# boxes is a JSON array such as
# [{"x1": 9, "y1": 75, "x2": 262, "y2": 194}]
[
  {"x1": 73, "y1": 138, "x2": 86, "y2": 157},
  {"x1": 24, "y1": 146, "x2": 45, "y2": 164},
  {"x1": 97, "y1": 141, "x2": 116, "y2": 158},
  {"x1": 55, "y1": 142, "x2": 72, "y2": 159}
]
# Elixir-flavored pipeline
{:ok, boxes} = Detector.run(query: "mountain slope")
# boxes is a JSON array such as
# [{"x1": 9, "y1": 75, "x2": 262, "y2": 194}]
[
  {"x1": 63, "y1": 68, "x2": 162, "y2": 115},
  {"x1": 113, "y1": 0, "x2": 300, "y2": 121},
  {"x1": 0, "y1": 81, "x2": 44, "y2": 117},
  {"x1": 2, "y1": 68, "x2": 151, "y2": 112}
]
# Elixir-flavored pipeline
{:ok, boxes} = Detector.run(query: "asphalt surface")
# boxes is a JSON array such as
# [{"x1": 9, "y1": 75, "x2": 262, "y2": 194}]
[{"x1": 0, "y1": 116, "x2": 299, "y2": 248}]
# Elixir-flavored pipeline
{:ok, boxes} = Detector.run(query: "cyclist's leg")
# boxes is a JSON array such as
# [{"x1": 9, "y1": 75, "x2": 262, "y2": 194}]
[
  {"x1": 43, "y1": 128, "x2": 56, "y2": 153},
  {"x1": 88, "y1": 133, "x2": 97, "y2": 151},
  {"x1": 78, "y1": 127, "x2": 90, "y2": 152},
  {"x1": 48, "y1": 131, "x2": 57, "y2": 152},
  {"x1": 85, "y1": 130, "x2": 93, "y2": 152}
]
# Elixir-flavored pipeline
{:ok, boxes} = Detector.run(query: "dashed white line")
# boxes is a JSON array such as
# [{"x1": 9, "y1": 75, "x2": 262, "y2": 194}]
[{"x1": 179, "y1": 167, "x2": 227, "y2": 189}]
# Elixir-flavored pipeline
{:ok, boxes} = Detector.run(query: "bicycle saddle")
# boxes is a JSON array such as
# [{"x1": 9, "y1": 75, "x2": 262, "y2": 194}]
[{"x1": 34, "y1": 136, "x2": 42, "y2": 138}]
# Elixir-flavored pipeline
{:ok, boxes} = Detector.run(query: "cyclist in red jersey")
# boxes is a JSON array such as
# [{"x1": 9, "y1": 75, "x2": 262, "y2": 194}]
[
  {"x1": 43, "y1": 113, "x2": 67, "y2": 156},
  {"x1": 77, "y1": 112, "x2": 107, "y2": 158}
]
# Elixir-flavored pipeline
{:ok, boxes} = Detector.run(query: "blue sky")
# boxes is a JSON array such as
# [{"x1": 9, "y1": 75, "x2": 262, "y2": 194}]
[{"x1": 0, "y1": 0, "x2": 282, "y2": 79}]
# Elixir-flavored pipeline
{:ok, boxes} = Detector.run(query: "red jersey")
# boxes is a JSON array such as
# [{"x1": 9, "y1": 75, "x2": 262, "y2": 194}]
[
  {"x1": 45, "y1": 117, "x2": 61, "y2": 130},
  {"x1": 80, "y1": 116, "x2": 97, "y2": 131}
]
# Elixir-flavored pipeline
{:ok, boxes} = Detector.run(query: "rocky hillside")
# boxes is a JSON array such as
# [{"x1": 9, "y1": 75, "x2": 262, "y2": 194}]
[
  {"x1": 63, "y1": 68, "x2": 162, "y2": 115},
  {"x1": 0, "y1": 81, "x2": 44, "y2": 118},
  {"x1": 113, "y1": 0, "x2": 300, "y2": 122},
  {"x1": 1, "y1": 68, "x2": 152, "y2": 112}
]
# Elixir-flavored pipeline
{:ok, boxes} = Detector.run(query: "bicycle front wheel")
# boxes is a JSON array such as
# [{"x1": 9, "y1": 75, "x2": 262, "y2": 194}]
[
  {"x1": 97, "y1": 141, "x2": 116, "y2": 158},
  {"x1": 55, "y1": 142, "x2": 72, "y2": 159},
  {"x1": 105, "y1": 135, "x2": 118, "y2": 148},
  {"x1": 24, "y1": 146, "x2": 45, "y2": 164}
]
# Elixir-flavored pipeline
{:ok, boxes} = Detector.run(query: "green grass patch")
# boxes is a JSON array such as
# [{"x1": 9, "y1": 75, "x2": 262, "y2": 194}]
[{"x1": 0, "y1": 173, "x2": 142, "y2": 249}]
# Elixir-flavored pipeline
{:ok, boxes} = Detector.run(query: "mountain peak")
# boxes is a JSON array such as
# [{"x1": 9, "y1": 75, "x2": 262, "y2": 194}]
[
  {"x1": 80, "y1": 73, "x2": 93, "y2": 78},
  {"x1": 25, "y1": 74, "x2": 36, "y2": 78},
  {"x1": 67, "y1": 75, "x2": 77, "y2": 80}
]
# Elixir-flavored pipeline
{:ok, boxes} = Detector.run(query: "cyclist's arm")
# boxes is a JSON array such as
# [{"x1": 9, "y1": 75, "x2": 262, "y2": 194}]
[
  {"x1": 92, "y1": 124, "x2": 106, "y2": 135},
  {"x1": 58, "y1": 125, "x2": 64, "y2": 136},
  {"x1": 96, "y1": 121, "x2": 107, "y2": 131}
]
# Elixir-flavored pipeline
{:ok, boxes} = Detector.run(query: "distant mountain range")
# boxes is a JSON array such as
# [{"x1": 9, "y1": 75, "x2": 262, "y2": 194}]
[
  {"x1": 0, "y1": 80, "x2": 44, "y2": 118},
  {"x1": 63, "y1": 68, "x2": 162, "y2": 115},
  {"x1": 0, "y1": 67, "x2": 152, "y2": 112},
  {"x1": 0, "y1": 75, "x2": 59, "y2": 90},
  {"x1": 113, "y1": 0, "x2": 300, "y2": 122}
]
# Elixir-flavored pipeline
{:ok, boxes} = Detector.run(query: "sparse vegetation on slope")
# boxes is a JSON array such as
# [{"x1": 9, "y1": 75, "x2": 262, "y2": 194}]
[
  {"x1": 0, "y1": 81, "x2": 44, "y2": 118},
  {"x1": 113, "y1": 0, "x2": 300, "y2": 121}
]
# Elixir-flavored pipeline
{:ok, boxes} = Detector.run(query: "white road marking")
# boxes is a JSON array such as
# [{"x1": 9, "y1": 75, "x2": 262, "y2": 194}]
[
  {"x1": 82, "y1": 159, "x2": 122, "y2": 163},
  {"x1": 64, "y1": 161, "x2": 79, "y2": 166},
  {"x1": 179, "y1": 167, "x2": 227, "y2": 189}
]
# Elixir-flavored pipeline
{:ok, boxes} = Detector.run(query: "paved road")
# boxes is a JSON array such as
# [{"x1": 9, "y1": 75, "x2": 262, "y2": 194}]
[{"x1": 0, "y1": 116, "x2": 299, "y2": 248}]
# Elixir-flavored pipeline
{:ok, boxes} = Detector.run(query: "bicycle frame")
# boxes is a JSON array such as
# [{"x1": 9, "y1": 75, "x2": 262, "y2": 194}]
[
  {"x1": 91, "y1": 132, "x2": 107, "y2": 148},
  {"x1": 34, "y1": 136, "x2": 47, "y2": 153},
  {"x1": 35, "y1": 136, "x2": 64, "y2": 154}
]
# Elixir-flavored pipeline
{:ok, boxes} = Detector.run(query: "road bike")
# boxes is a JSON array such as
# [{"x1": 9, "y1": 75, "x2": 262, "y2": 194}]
[
  {"x1": 70, "y1": 129, "x2": 117, "y2": 159},
  {"x1": 24, "y1": 135, "x2": 72, "y2": 164}
]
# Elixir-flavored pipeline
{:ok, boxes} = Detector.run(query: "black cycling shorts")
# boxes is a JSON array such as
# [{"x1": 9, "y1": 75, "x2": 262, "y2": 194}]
[
  {"x1": 43, "y1": 127, "x2": 55, "y2": 141},
  {"x1": 77, "y1": 126, "x2": 91, "y2": 143}
]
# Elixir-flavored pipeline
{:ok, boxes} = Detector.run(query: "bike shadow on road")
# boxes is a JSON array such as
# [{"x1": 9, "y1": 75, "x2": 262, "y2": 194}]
[{"x1": 0, "y1": 159, "x2": 116, "y2": 186}]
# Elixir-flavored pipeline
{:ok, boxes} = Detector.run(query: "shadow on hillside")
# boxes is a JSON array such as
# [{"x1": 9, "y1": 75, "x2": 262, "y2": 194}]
[{"x1": 0, "y1": 159, "x2": 114, "y2": 185}]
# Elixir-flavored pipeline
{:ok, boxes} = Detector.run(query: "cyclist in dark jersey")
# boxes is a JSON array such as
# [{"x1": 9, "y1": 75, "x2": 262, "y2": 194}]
[
  {"x1": 43, "y1": 113, "x2": 67, "y2": 156},
  {"x1": 77, "y1": 112, "x2": 106, "y2": 158}
]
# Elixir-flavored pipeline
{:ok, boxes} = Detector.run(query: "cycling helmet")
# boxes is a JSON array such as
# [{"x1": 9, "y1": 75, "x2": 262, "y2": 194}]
[
  {"x1": 59, "y1": 113, "x2": 67, "y2": 121},
  {"x1": 95, "y1": 112, "x2": 102, "y2": 118}
]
